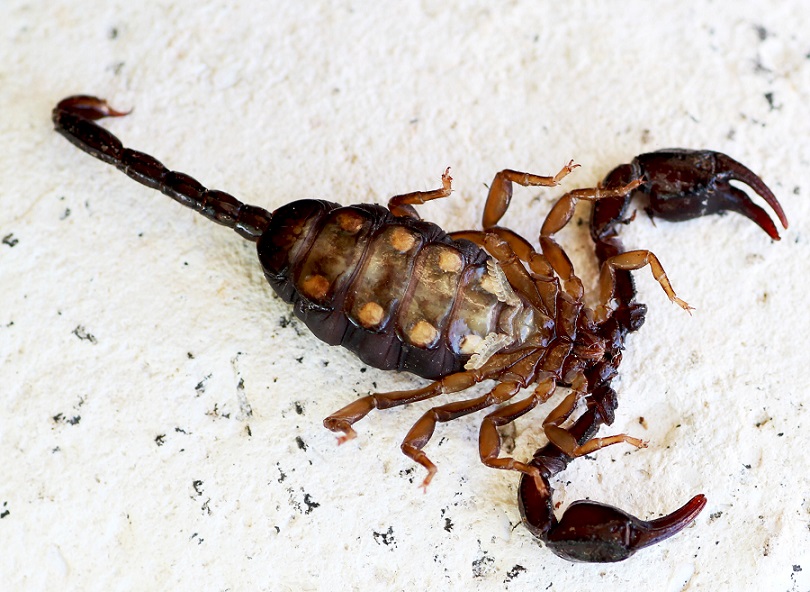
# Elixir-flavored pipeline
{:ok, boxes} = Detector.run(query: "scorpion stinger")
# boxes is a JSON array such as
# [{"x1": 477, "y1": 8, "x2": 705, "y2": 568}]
[
  {"x1": 52, "y1": 96, "x2": 273, "y2": 241},
  {"x1": 53, "y1": 95, "x2": 786, "y2": 563}
]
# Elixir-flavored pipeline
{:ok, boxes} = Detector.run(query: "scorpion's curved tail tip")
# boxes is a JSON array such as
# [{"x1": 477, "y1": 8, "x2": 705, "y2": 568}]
[
  {"x1": 53, "y1": 95, "x2": 130, "y2": 123},
  {"x1": 545, "y1": 494, "x2": 707, "y2": 563}
]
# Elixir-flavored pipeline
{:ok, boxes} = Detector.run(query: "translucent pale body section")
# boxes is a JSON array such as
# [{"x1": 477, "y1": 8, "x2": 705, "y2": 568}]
[
  {"x1": 347, "y1": 225, "x2": 423, "y2": 330},
  {"x1": 398, "y1": 244, "x2": 464, "y2": 348},
  {"x1": 447, "y1": 264, "x2": 501, "y2": 354},
  {"x1": 296, "y1": 208, "x2": 371, "y2": 304}
]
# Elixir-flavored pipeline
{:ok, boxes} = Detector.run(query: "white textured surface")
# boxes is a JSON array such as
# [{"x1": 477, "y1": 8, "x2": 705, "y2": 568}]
[{"x1": 2, "y1": 2, "x2": 809, "y2": 590}]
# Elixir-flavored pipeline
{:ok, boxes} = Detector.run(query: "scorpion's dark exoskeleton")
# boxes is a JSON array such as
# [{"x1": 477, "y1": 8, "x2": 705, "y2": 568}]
[{"x1": 53, "y1": 95, "x2": 787, "y2": 563}]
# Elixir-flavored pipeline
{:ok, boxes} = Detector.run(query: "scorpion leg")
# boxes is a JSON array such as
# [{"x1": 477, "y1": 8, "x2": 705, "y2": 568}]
[
  {"x1": 481, "y1": 161, "x2": 579, "y2": 229},
  {"x1": 388, "y1": 168, "x2": 453, "y2": 218},
  {"x1": 451, "y1": 227, "x2": 554, "y2": 277},
  {"x1": 595, "y1": 250, "x2": 692, "y2": 322},
  {"x1": 323, "y1": 349, "x2": 528, "y2": 443},
  {"x1": 540, "y1": 180, "x2": 644, "y2": 297},
  {"x1": 542, "y1": 389, "x2": 646, "y2": 459},
  {"x1": 402, "y1": 380, "x2": 523, "y2": 489},
  {"x1": 323, "y1": 369, "x2": 479, "y2": 444},
  {"x1": 402, "y1": 348, "x2": 546, "y2": 487},
  {"x1": 450, "y1": 228, "x2": 558, "y2": 316},
  {"x1": 478, "y1": 376, "x2": 555, "y2": 478}
]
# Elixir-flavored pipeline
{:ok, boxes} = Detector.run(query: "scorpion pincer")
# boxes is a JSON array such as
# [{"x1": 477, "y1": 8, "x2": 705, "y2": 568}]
[{"x1": 52, "y1": 95, "x2": 787, "y2": 562}]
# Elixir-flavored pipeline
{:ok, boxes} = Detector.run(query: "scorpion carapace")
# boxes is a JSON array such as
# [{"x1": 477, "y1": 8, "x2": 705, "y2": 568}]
[{"x1": 53, "y1": 95, "x2": 787, "y2": 563}]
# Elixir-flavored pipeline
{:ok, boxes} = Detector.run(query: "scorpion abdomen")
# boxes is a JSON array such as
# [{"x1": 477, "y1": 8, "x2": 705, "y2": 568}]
[{"x1": 257, "y1": 199, "x2": 539, "y2": 379}]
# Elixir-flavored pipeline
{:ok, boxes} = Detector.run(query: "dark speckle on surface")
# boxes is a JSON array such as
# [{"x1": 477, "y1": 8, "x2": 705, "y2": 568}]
[
  {"x1": 504, "y1": 564, "x2": 526, "y2": 583},
  {"x1": 72, "y1": 325, "x2": 97, "y2": 344},
  {"x1": 373, "y1": 526, "x2": 396, "y2": 547},
  {"x1": 472, "y1": 549, "x2": 495, "y2": 578},
  {"x1": 302, "y1": 492, "x2": 319, "y2": 514}
]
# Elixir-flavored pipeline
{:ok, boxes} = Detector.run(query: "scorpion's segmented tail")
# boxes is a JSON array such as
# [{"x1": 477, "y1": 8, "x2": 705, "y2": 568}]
[{"x1": 52, "y1": 96, "x2": 272, "y2": 242}]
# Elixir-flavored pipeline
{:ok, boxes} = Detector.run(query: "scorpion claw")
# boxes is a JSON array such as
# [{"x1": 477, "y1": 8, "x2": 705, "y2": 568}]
[
  {"x1": 519, "y1": 470, "x2": 706, "y2": 563},
  {"x1": 598, "y1": 149, "x2": 787, "y2": 242},
  {"x1": 714, "y1": 151, "x2": 788, "y2": 232},
  {"x1": 545, "y1": 494, "x2": 707, "y2": 563}
]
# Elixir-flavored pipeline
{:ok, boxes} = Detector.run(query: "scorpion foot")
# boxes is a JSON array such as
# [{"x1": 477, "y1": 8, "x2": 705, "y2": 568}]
[{"x1": 322, "y1": 417, "x2": 357, "y2": 445}]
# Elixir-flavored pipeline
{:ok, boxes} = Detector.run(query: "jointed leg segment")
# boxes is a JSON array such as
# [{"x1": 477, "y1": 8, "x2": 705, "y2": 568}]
[
  {"x1": 388, "y1": 168, "x2": 453, "y2": 218},
  {"x1": 402, "y1": 380, "x2": 522, "y2": 489},
  {"x1": 323, "y1": 369, "x2": 479, "y2": 444},
  {"x1": 596, "y1": 249, "x2": 693, "y2": 322},
  {"x1": 482, "y1": 161, "x2": 580, "y2": 228}
]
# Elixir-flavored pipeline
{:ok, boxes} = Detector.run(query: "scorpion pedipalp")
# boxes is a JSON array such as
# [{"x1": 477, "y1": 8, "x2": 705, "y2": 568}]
[
  {"x1": 520, "y1": 465, "x2": 707, "y2": 562},
  {"x1": 598, "y1": 149, "x2": 788, "y2": 241},
  {"x1": 516, "y1": 381, "x2": 707, "y2": 563}
]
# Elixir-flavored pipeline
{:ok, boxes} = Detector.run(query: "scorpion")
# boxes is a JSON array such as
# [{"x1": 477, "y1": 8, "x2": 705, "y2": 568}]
[{"x1": 52, "y1": 95, "x2": 787, "y2": 562}]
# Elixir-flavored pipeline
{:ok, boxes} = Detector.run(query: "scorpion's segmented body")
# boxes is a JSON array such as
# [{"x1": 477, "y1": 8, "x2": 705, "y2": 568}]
[
  {"x1": 260, "y1": 199, "x2": 553, "y2": 379},
  {"x1": 53, "y1": 95, "x2": 787, "y2": 563}
]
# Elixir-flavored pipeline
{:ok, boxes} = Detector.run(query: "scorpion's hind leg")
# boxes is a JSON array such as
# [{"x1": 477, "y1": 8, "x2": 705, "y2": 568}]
[
  {"x1": 400, "y1": 348, "x2": 546, "y2": 488},
  {"x1": 323, "y1": 368, "x2": 484, "y2": 444},
  {"x1": 401, "y1": 380, "x2": 522, "y2": 489},
  {"x1": 477, "y1": 375, "x2": 557, "y2": 486}
]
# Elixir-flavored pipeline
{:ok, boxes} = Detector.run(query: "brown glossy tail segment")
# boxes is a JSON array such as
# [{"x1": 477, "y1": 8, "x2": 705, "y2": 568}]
[{"x1": 53, "y1": 95, "x2": 271, "y2": 242}]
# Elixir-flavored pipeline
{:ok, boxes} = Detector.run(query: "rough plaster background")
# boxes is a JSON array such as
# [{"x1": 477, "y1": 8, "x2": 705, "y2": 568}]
[{"x1": 2, "y1": 2, "x2": 809, "y2": 591}]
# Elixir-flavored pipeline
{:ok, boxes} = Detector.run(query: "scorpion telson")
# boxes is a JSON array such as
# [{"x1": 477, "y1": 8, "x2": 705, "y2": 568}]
[{"x1": 53, "y1": 95, "x2": 787, "y2": 562}]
